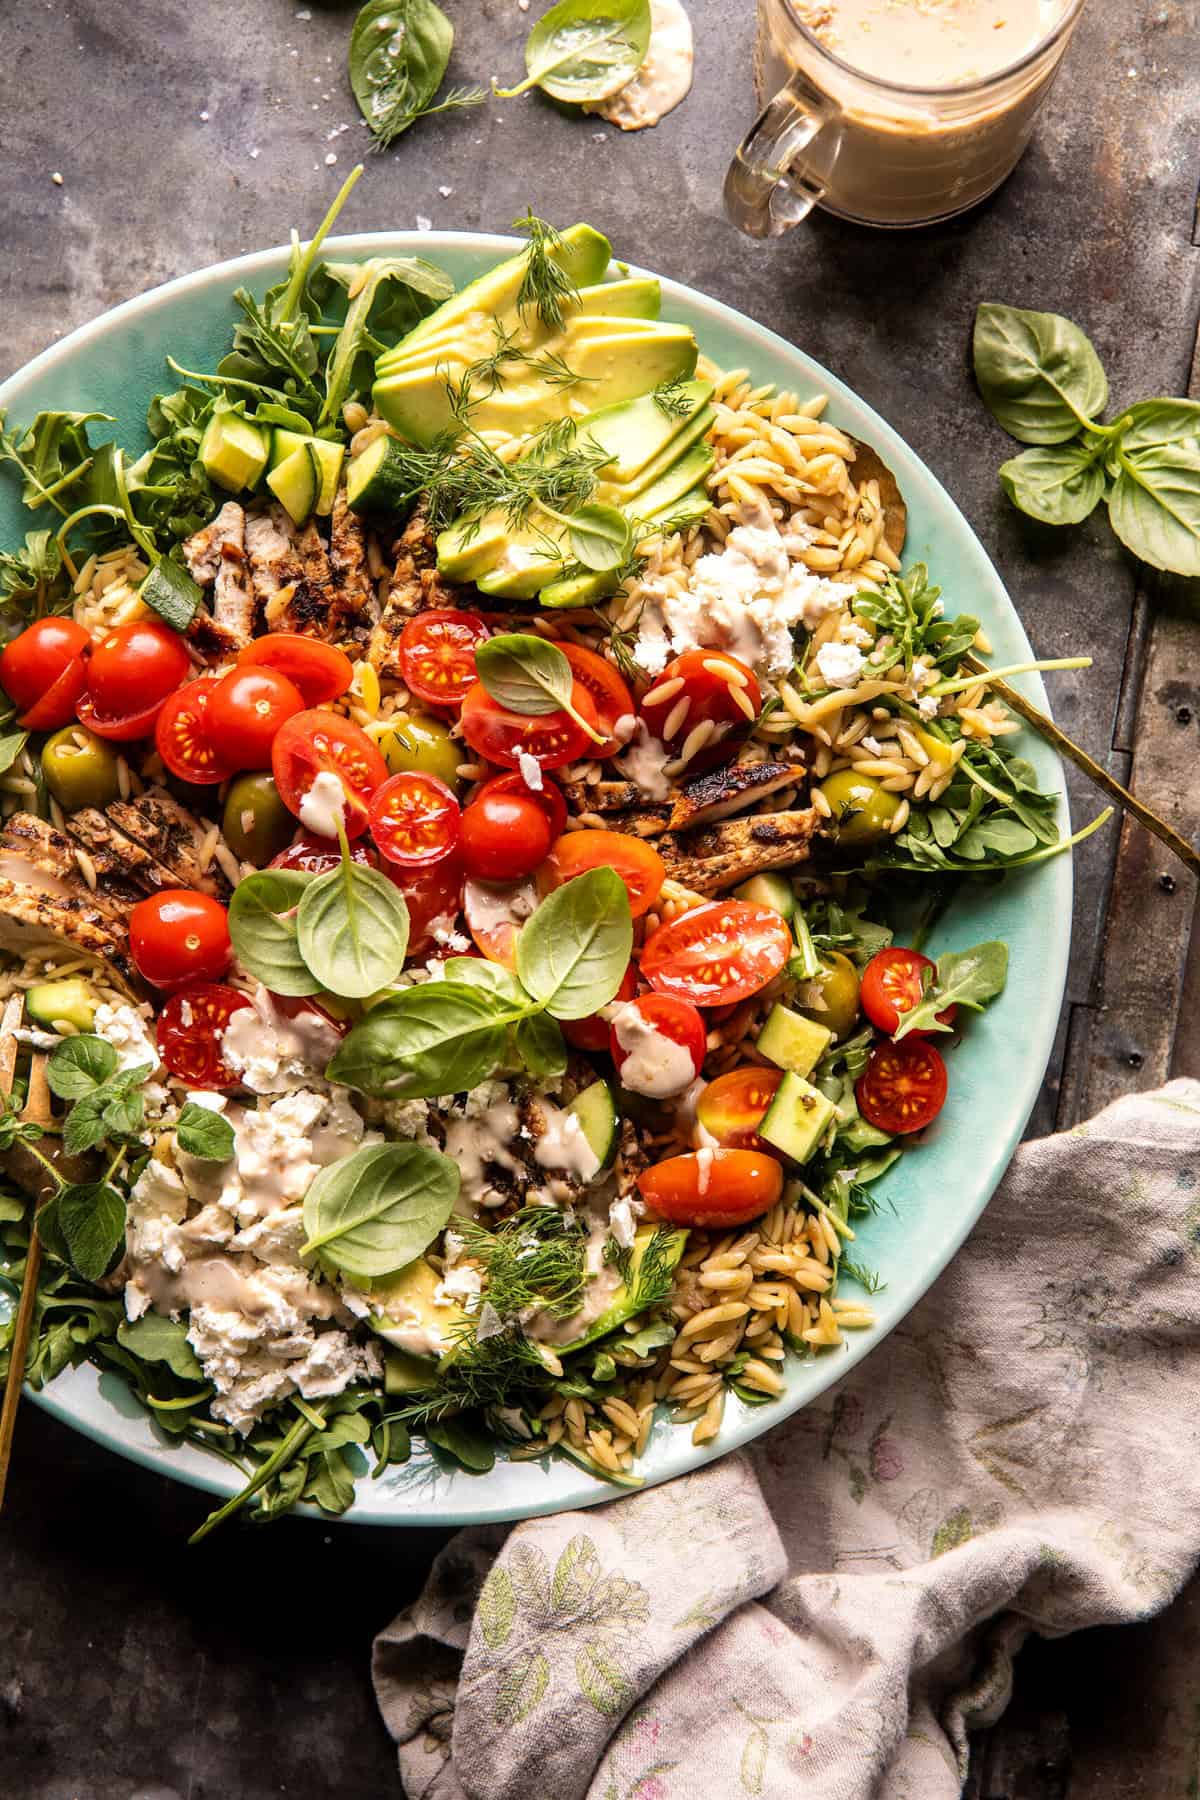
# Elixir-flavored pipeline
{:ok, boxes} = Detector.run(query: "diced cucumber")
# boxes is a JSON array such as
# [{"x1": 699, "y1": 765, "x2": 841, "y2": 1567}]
[
  {"x1": 733, "y1": 873, "x2": 795, "y2": 920},
  {"x1": 266, "y1": 443, "x2": 320, "y2": 525},
  {"x1": 568, "y1": 1079, "x2": 618, "y2": 1170},
  {"x1": 199, "y1": 410, "x2": 270, "y2": 493},
  {"x1": 756, "y1": 1004, "x2": 832, "y2": 1080},
  {"x1": 345, "y1": 434, "x2": 412, "y2": 516},
  {"x1": 758, "y1": 1070, "x2": 836, "y2": 1165},
  {"x1": 270, "y1": 429, "x2": 344, "y2": 514},
  {"x1": 25, "y1": 978, "x2": 98, "y2": 1033}
]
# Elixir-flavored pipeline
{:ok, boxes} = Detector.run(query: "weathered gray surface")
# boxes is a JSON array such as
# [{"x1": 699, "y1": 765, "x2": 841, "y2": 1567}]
[{"x1": 2, "y1": 0, "x2": 1199, "y2": 1794}]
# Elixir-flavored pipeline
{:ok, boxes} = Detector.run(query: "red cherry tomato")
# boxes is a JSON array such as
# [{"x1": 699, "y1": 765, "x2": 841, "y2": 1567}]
[
  {"x1": 463, "y1": 875, "x2": 537, "y2": 969},
  {"x1": 563, "y1": 962, "x2": 636, "y2": 1052},
  {"x1": 271, "y1": 710, "x2": 388, "y2": 840},
  {"x1": 155, "y1": 683, "x2": 234, "y2": 785},
  {"x1": 18, "y1": 654, "x2": 90, "y2": 731},
  {"x1": 559, "y1": 644, "x2": 634, "y2": 759},
  {"x1": 459, "y1": 679, "x2": 599, "y2": 771},
  {"x1": 156, "y1": 984, "x2": 252, "y2": 1088},
  {"x1": 855, "y1": 1037, "x2": 948, "y2": 1135},
  {"x1": 0, "y1": 617, "x2": 89, "y2": 714},
  {"x1": 271, "y1": 836, "x2": 378, "y2": 875},
  {"x1": 392, "y1": 856, "x2": 466, "y2": 960},
  {"x1": 639, "y1": 1148, "x2": 784, "y2": 1229},
  {"x1": 460, "y1": 788, "x2": 552, "y2": 883},
  {"x1": 609, "y1": 992, "x2": 706, "y2": 1097},
  {"x1": 236, "y1": 633, "x2": 353, "y2": 706},
  {"x1": 639, "y1": 649, "x2": 761, "y2": 773},
  {"x1": 472, "y1": 770, "x2": 566, "y2": 841},
  {"x1": 205, "y1": 666, "x2": 305, "y2": 771},
  {"x1": 860, "y1": 947, "x2": 956, "y2": 1037},
  {"x1": 75, "y1": 691, "x2": 168, "y2": 742},
  {"x1": 398, "y1": 609, "x2": 490, "y2": 710},
  {"x1": 130, "y1": 890, "x2": 231, "y2": 990},
  {"x1": 543, "y1": 828, "x2": 666, "y2": 921},
  {"x1": 641, "y1": 900, "x2": 791, "y2": 1007},
  {"x1": 86, "y1": 621, "x2": 191, "y2": 720},
  {"x1": 369, "y1": 771, "x2": 461, "y2": 869},
  {"x1": 695, "y1": 1066, "x2": 785, "y2": 1151}
]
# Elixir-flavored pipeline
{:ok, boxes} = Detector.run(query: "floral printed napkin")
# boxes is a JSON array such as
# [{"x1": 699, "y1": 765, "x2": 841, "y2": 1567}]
[{"x1": 373, "y1": 1079, "x2": 1200, "y2": 1798}]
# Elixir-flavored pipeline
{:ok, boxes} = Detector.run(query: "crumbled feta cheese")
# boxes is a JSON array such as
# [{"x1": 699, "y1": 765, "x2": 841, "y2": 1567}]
[
  {"x1": 219, "y1": 990, "x2": 341, "y2": 1095},
  {"x1": 608, "y1": 1193, "x2": 642, "y2": 1249},
  {"x1": 435, "y1": 1262, "x2": 482, "y2": 1309},
  {"x1": 297, "y1": 768, "x2": 347, "y2": 839},
  {"x1": 517, "y1": 751, "x2": 544, "y2": 792},
  {"x1": 93, "y1": 1002, "x2": 159, "y2": 1075},
  {"x1": 917, "y1": 695, "x2": 940, "y2": 719},
  {"x1": 814, "y1": 641, "x2": 865, "y2": 690}
]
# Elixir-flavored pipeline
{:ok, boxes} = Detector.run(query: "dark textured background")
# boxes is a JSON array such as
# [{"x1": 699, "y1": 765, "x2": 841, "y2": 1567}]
[{"x1": 3, "y1": 1, "x2": 1199, "y2": 1794}]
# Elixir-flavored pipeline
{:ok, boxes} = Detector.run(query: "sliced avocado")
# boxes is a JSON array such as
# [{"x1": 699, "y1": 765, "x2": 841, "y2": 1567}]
[
  {"x1": 734, "y1": 874, "x2": 796, "y2": 921},
  {"x1": 632, "y1": 443, "x2": 716, "y2": 521},
  {"x1": 266, "y1": 443, "x2": 320, "y2": 525},
  {"x1": 568, "y1": 1079, "x2": 618, "y2": 1169},
  {"x1": 565, "y1": 326, "x2": 698, "y2": 404},
  {"x1": 756, "y1": 1003, "x2": 831, "y2": 1079},
  {"x1": 583, "y1": 379, "x2": 712, "y2": 484},
  {"x1": 345, "y1": 435, "x2": 411, "y2": 516},
  {"x1": 539, "y1": 568, "x2": 619, "y2": 610},
  {"x1": 646, "y1": 487, "x2": 711, "y2": 530},
  {"x1": 556, "y1": 1224, "x2": 687, "y2": 1355},
  {"x1": 383, "y1": 1346, "x2": 438, "y2": 1396},
  {"x1": 437, "y1": 510, "x2": 513, "y2": 581},
  {"x1": 365, "y1": 1255, "x2": 468, "y2": 1361},
  {"x1": 270, "y1": 429, "x2": 344, "y2": 514},
  {"x1": 573, "y1": 277, "x2": 661, "y2": 319},
  {"x1": 397, "y1": 222, "x2": 613, "y2": 351},
  {"x1": 758, "y1": 1071, "x2": 836, "y2": 1165},
  {"x1": 600, "y1": 406, "x2": 716, "y2": 504},
  {"x1": 199, "y1": 409, "x2": 270, "y2": 493},
  {"x1": 475, "y1": 555, "x2": 562, "y2": 601},
  {"x1": 25, "y1": 978, "x2": 98, "y2": 1033}
]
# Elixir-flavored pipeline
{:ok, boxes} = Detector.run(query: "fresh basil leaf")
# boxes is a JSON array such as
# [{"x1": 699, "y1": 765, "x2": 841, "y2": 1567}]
[
  {"x1": 1106, "y1": 399, "x2": 1200, "y2": 578},
  {"x1": 0, "y1": 729, "x2": 29, "y2": 777},
  {"x1": 999, "y1": 441, "x2": 1108, "y2": 526},
  {"x1": 516, "y1": 867, "x2": 632, "y2": 1020},
  {"x1": 567, "y1": 503, "x2": 633, "y2": 572},
  {"x1": 297, "y1": 860, "x2": 411, "y2": 999},
  {"x1": 443, "y1": 957, "x2": 528, "y2": 1003},
  {"x1": 474, "y1": 632, "x2": 574, "y2": 717},
  {"x1": 176, "y1": 1103, "x2": 236, "y2": 1162},
  {"x1": 117, "y1": 1313, "x2": 205, "y2": 1380},
  {"x1": 425, "y1": 1414, "x2": 496, "y2": 1473},
  {"x1": 893, "y1": 941, "x2": 1009, "y2": 1041},
  {"x1": 300, "y1": 1141, "x2": 459, "y2": 1281},
  {"x1": 328, "y1": 982, "x2": 515, "y2": 1098},
  {"x1": 514, "y1": 1010, "x2": 568, "y2": 1079},
  {"x1": 228, "y1": 868, "x2": 323, "y2": 997},
  {"x1": 47, "y1": 1034, "x2": 118, "y2": 1100},
  {"x1": 350, "y1": 0, "x2": 484, "y2": 149},
  {"x1": 58, "y1": 1181, "x2": 126, "y2": 1283},
  {"x1": 973, "y1": 303, "x2": 1109, "y2": 444},
  {"x1": 495, "y1": 0, "x2": 652, "y2": 103},
  {"x1": 137, "y1": 556, "x2": 202, "y2": 630}
]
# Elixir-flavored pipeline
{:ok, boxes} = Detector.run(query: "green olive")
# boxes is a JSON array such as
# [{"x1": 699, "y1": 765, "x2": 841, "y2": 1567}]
[
  {"x1": 40, "y1": 726, "x2": 121, "y2": 812},
  {"x1": 799, "y1": 951, "x2": 861, "y2": 1042},
  {"x1": 379, "y1": 713, "x2": 462, "y2": 789},
  {"x1": 816, "y1": 769, "x2": 902, "y2": 847},
  {"x1": 222, "y1": 773, "x2": 295, "y2": 866}
]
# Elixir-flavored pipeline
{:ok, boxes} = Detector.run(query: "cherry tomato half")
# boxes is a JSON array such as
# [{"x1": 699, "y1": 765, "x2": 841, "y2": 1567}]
[
  {"x1": 559, "y1": 644, "x2": 634, "y2": 759},
  {"x1": 641, "y1": 900, "x2": 792, "y2": 1007},
  {"x1": 206, "y1": 665, "x2": 305, "y2": 771},
  {"x1": 156, "y1": 983, "x2": 252, "y2": 1088},
  {"x1": 860, "y1": 947, "x2": 956, "y2": 1037},
  {"x1": 368, "y1": 771, "x2": 461, "y2": 869},
  {"x1": 394, "y1": 856, "x2": 466, "y2": 960},
  {"x1": 639, "y1": 649, "x2": 761, "y2": 772},
  {"x1": 271, "y1": 710, "x2": 388, "y2": 840},
  {"x1": 460, "y1": 679, "x2": 599, "y2": 771},
  {"x1": 609, "y1": 992, "x2": 706, "y2": 1098},
  {"x1": 130, "y1": 890, "x2": 231, "y2": 990},
  {"x1": 398, "y1": 609, "x2": 490, "y2": 711},
  {"x1": 155, "y1": 683, "x2": 234, "y2": 785},
  {"x1": 460, "y1": 788, "x2": 552, "y2": 883},
  {"x1": 639, "y1": 1147, "x2": 784, "y2": 1229},
  {"x1": 563, "y1": 962, "x2": 636, "y2": 1052},
  {"x1": 0, "y1": 617, "x2": 89, "y2": 714},
  {"x1": 473, "y1": 770, "x2": 566, "y2": 841},
  {"x1": 855, "y1": 1037, "x2": 948, "y2": 1135},
  {"x1": 86, "y1": 621, "x2": 191, "y2": 720},
  {"x1": 76, "y1": 691, "x2": 168, "y2": 743},
  {"x1": 544, "y1": 829, "x2": 665, "y2": 920},
  {"x1": 237, "y1": 633, "x2": 353, "y2": 706},
  {"x1": 271, "y1": 836, "x2": 377, "y2": 875},
  {"x1": 19, "y1": 653, "x2": 90, "y2": 732},
  {"x1": 464, "y1": 875, "x2": 538, "y2": 969},
  {"x1": 695, "y1": 1065, "x2": 785, "y2": 1151}
]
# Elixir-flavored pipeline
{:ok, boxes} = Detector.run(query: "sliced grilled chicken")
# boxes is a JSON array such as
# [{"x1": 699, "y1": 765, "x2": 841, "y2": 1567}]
[
  {"x1": 605, "y1": 807, "x2": 671, "y2": 840},
  {"x1": 562, "y1": 779, "x2": 647, "y2": 815},
  {"x1": 106, "y1": 789, "x2": 231, "y2": 899},
  {"x1": 65, "y1": 808, "x2": 194, "y2": 901},
  {"x1": 183, "y1": 501, "x2": 245, "y2": 586},
  {"x1": 656, "y1": 809, "x2": 819, "y2": 894},
  {"x1": 368, "y1": 507, "x2": 460, "y2": 678},
  {"x1": 0, "y1": 881, "x2": 139, "y2": 987},
  {"x1": 244, "y1": 505, "x2": 295, "y2": 608},
  {"x1": 667, "y1": 762, "x2": 799, "y2": 833},
  {"x1": 182, "y1": 500, "x2": 255, "y2": 659},
  {"x1": 328, "y1": 485, "x2": 379, "y2": 642},
  {"x1": 0, "y1": 814, "x2": 136, "y2": 922}
]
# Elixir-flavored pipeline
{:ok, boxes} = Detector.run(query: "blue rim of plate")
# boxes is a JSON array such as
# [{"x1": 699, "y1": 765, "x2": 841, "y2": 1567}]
[{"x1": 0, "y1": 232, "x2": 1072, "y2": 1526}]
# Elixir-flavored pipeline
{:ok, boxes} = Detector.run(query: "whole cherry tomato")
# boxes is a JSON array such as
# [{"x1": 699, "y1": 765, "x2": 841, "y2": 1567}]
[
  {"x1": 205, "y1": 666, "x2": 306, "y2": 771},
  {"x1": 639, "y1": 1148, "x2": 784, "y2": 1229},
  {"x1": 609, "y1": 992, "x2": 707, "y2": 1098},
  {"x1": 460, "y1": 787, "x2": 552, "y2": 882},
  {"x1": 130, "y1": 890, "x2": 231, "y2": 990},
  {"x1": 86, "y1": 621, "x2": 190, "y2": 720}
]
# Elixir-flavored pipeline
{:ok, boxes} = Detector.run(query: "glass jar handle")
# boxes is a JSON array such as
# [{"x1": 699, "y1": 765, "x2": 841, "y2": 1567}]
[{"x1": 724, "y1": 78, "x2": 835, "y2": 238}]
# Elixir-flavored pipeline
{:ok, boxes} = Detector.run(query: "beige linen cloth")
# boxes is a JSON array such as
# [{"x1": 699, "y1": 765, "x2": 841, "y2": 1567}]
[{"x1": 373, "y1": 1079, "x2": 1200, "y2": 1798}]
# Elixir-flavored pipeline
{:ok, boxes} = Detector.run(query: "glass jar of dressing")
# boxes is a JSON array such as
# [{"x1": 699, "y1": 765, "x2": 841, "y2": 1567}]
[{"x1": 726, "y1": 0, "x2": 1087, "y2": 235}]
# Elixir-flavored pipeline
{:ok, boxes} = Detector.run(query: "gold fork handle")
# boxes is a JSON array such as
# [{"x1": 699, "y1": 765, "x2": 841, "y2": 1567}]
[{"x1": 0, "y1": 1230, "x2": 42, "y2": 1510}]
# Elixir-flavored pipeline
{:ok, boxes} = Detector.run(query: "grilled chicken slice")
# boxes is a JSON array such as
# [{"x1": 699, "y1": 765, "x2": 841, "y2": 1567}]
[
  {"x1": 106, "y1": 789, "x2": 231, "y2": 899},
  {"x1": 328, "y1": 486, "x2": 379, "y2": 642},
  {"x1": 656, "y1": 809, "x2": 819, "y2": 894},
  {"x1": 182, "y1": 501, "x2": 255, "y2": 659},
  {"x1": 667, "y1": 762, "x2": 799, "y2": 833},
  {"x1": 367, "y1": 507, "x2": 461, "y2": 678},
  {"x1": 244, "y1": 505, "x2": 295, "y2": 608},
  {"x1": 605, "y1": 808, "x2": 671, "y2": 840},
  {"x1": 562, "y1": 779, "x2": 648, "y2": 815},
  {"x1": 65, "y1": 808, "x2": 195, "y2": 902},
  {"x1": 243, "y1": 505, "x2": 361, "y2": 644},
  {"x1": 183, "y1": 501, "x2": 244, "y2": 586},
  {"x1": 0, "y1": 881, "x2": 139, "y2": 986},
  {"x1": 0, "y1": 814, "x2": 137, "y2": 922}
]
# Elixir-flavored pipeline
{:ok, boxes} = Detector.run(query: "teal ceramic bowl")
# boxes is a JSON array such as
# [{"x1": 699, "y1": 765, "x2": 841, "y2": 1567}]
[{"x1": 0, "y1": 234, "x2": 1071, "y2": 1525}]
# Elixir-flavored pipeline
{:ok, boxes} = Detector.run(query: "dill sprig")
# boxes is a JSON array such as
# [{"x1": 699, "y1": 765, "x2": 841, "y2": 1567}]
[
  {"x1": 396, "y1": 1324, "x2": 550, "y2": 1428},
  {"x1": 384, "y1": 414, "x2": 610, "y2": 543},
  {"x1": 837, "y1": 1257, "x2": 885, "y2": 1295},
  {"x1": 652, "y1": 375, "x2": 694, "y2": 419},
  {"x1": 460, "y1": 1203, "x2": 588, "y2": 1320},
  {"x1": 628, "y1": 1227, "x2": 685, "y2": 1312},
  {"x1": 453, "y1": 322, "x2": 588, "y2": 407},
  {"x1": 513, "y1": 212, "x2": 580, "y2": 333}
]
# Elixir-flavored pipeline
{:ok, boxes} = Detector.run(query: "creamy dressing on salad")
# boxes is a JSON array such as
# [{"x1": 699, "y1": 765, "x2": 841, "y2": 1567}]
[
  {"x1": 297, "y1": 768, "x2": 348, "y2": 839},
  {"x1": 612, "y1": 1002, "x2": 697, "y2": 1098}
]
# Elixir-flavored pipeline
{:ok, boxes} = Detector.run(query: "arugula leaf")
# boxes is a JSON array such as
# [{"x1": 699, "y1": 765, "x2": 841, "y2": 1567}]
[
  {"x1": 296, "y1": 857, "x2": 411, "y2": 998},
  {"x1": 893, "y1": 941, "x2": 1009, "y2": 1040},
  {"x1": 0, "y1": 530, "x2": 64, "y2": 611},
  {"x1": 57, "y1": 1181, "x2": 126, "y2": 1283},
  {"x1": 349, "y1": 0, "x2": 484, "y2": 149},
  {"x1": 0, "y1": 409, "x2": 113, "y2": 512},
  {"x1": 117, "y1": 1313, "x2": 205, "y2": 1380},
  {"x1": 973, "y1": 303, "x2": 1109, "y2": 444},
  {"x1": 300, "y1": 1141, "x2": 459, "y2": 1281},
  {"x1": 495, "y1": 0, "x2": 652, "y2": 105},
  {"x1": 228, "y1": 868, "x2": 323, "y2": 996},
  {"x1": 329, "y1": 982, "x2": 518, "y2": 1098},
  {"x1": 176, "y1": 1103, "x2": 235, "y2": 1162},
  {"x1": 47, "y1": 1034, "x2": 118, "y2": 1100},
  {"x1": 317, "y1": 255, "x2": 454, "y2": 428},
  {"x1": 517, "y1": 866, "x2": 632, "y2": 1020}
]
